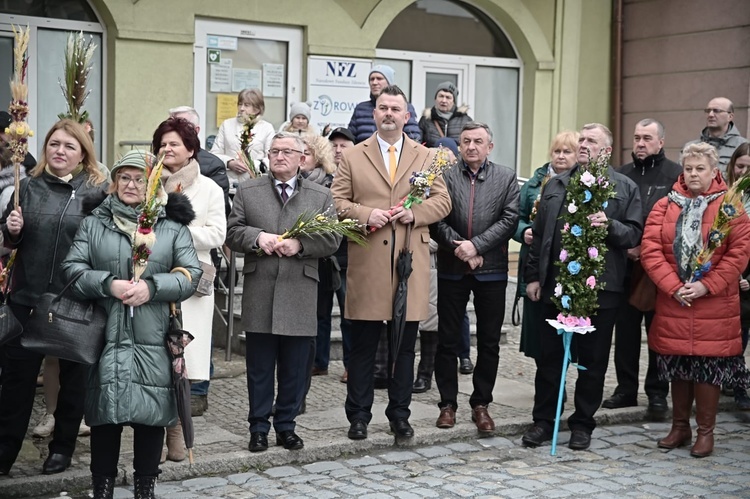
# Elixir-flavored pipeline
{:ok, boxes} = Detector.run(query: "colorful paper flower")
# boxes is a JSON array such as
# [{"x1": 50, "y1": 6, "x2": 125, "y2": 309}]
[
  {"x1": 586, "y1": 275, "x2": 596, "y2": 289},
  {"x1": 583, "y1": 190, "x2": 592, "y2": 203},
  {"x1": 559, "y1": 249, "x2": 568, "y2": 262},
  {"x1": 567, "y1": 261, "x2": 581, "y2": 275},
  {"x1": 580, "y1": 171, "x2": 595, "y2": 187},
  {"x1": 571, "y1": 225, "x2": 582, "y2": 237},
  {"x1": 568, "y1": 202, "x2": 578, "y2": 214},
  {"x1": 588, "y1": 247, "x2": 599, "y2": 258},
  {"x1": 554, "y1": 283, "x2": 563, "y2": 297},
  {"x1": 561, "y1": 295, "x2": 571, "y2": 309}
]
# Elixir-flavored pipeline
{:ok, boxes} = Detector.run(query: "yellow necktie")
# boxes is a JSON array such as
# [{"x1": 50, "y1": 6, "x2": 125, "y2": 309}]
[{"x1": 388, "y1": 145, "x2": 397, "y2": 183}]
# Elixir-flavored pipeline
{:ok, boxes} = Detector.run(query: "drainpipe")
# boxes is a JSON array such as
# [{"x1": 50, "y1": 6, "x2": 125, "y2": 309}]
[{"x1": 612, "y1": 0, "x2": 624, "y2": 163}]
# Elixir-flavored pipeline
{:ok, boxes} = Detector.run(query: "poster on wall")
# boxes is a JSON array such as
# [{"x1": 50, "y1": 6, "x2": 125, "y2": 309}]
[
  {"x1": 263, "y1": 63, "x2": 285, "y2": 98},
  {"x1": 307, "y1": 56, "x2": 372, "y2": 132},
  {"x1": 210, "y1": 59, "x2": 232, "y2": 92}
]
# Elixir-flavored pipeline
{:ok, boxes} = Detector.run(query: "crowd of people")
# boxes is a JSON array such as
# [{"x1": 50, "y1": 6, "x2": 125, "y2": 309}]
[{"x1": 0, "y1": 60, "x2": 748, "y2": 499}]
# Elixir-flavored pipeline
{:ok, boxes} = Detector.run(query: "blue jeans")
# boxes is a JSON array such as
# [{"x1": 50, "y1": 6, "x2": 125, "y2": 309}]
[
  {"x1": 315, "y1": 270, "x2": 352, "y2": 369},
  {"x1": 190, "y1": 361, "x2": 213, "y2": 396}
]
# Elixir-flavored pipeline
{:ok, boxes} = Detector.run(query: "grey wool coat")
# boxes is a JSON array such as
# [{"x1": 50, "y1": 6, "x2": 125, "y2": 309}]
[{"x1": 226, "y1": 175, "x2": 341, "y2": 336}]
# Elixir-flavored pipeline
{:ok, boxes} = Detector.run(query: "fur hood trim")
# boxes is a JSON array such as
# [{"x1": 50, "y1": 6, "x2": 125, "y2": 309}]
[
  {"x1": 423, "y1": 105, "x2": 470, "y2": 119},
  {"x1": 164, "y1": 192, "x2": 196, "y2": 226}
]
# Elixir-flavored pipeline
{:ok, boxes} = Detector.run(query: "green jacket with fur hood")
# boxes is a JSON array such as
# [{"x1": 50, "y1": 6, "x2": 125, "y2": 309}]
[{"x1": 61, "y1": 193, "x2": 201, "y2": 428}]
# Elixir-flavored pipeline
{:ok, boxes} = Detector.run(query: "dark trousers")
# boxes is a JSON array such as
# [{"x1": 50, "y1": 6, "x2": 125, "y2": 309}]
[
  {"x1": 613, "y1": 302, "x2": 667, "y2": 399},
  {"x1": 532, "y1": 303, "x2": 618, "y2": 434},
  {"x1": 90, "y1": 423, "x2": 164, "y2": 477},
  {"x1": 245, "y1": 333, "x2": 310, "y2": 434},
  {"x1": 459, "y1": 312, "x2": 471, "y2": 359},
  {"x1": 416, "y1": 331, "x2": 438, "y2": 381},
  {"x1": 434, "y1": 277, "x2": 507, "y2": 409},
  {"x1": 315, "y1": 270, "x2": 352, "y2": 369},
  {"x1": 345, "y1": 320, "x2": 419, "y2": 423},
  {"x1": 0, "y1": 302, "x2": 86, "y2": 468}
]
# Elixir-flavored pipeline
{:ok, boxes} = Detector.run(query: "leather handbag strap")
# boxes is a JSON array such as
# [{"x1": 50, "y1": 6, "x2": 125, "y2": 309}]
[
  {"x1": 432, "y1": 120, "x2": 445, "y2": 138},
  {"x1": 50, "y1": 270, "x2": 87, "y2": 305}
]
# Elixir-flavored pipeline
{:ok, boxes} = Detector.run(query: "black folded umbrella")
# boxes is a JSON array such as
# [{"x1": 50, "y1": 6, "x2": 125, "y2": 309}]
[
  {"x1": 165, "y1": 302, "x2": 195, "y2": 464},
  {"x1": 390, "y1": 225, "x2": 413, "y2": 376}
]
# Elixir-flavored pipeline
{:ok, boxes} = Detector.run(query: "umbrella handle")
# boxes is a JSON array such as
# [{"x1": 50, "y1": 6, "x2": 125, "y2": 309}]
[
  {"x1": 169, "y1": 267, "x2": 192, "y2": 317},
  {"x1": 403, "y1": 223, "x2": 413, "y2": 251}
]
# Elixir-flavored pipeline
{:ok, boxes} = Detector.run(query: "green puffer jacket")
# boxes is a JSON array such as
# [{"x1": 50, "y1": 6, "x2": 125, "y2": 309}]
[{"x1": 61, "y1": 195, "x2": 201, "y2": 428}]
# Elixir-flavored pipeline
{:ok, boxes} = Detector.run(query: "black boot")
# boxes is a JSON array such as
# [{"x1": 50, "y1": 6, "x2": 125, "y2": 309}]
[
  {"x1": 92, "y1": 475, "x2": 115, "y2": 499},
  {"x1": 133, "y1": 475, "x2": 157, "y2": 499}
]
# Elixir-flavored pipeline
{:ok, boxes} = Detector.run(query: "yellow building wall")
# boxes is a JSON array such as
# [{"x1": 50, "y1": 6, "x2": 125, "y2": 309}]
[{"x1": 92, "y1": 0, "x2": 612, "y2": 175}]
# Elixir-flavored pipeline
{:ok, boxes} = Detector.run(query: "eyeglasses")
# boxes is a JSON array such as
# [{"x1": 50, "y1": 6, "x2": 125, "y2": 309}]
[
  {"x1": 704, "y1": 108, "x2": 730, "y2": 115},
  {"x1": 117, "y1": 174, "x2": 147, "y2": 187},
  {"x1": 268, "y1": 148, "x2": 304, "y2": 157}
]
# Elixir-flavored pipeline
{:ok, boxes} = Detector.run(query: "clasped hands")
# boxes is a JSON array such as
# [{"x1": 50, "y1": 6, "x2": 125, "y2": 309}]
[
  {"x1": 673, "y1": 281, "x2": 708, "y2": 306},
  {"x1": 110, "y1": 279, "x2": 151, "y2": 307},
  {"x1": 367, "y1": 205, "x2": 415, "y2": 230},
  {"x1": 257, "y1": 231, "x2": 301, "y2": 257}
]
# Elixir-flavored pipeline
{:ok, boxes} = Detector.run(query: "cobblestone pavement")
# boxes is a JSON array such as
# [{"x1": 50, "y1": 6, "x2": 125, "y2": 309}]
[{"x1": 43, "y1": 414, "x2": 750, "y2": 498}]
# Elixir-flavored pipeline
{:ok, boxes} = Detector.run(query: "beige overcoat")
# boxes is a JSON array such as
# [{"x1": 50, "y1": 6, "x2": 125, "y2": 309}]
[{"x1": 331, "y1": 134, "x2": 451, "y2": 321}]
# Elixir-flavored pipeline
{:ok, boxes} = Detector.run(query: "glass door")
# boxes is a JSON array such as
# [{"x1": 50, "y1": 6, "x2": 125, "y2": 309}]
[
  {"x1": 412, "y1": 61, "x2": 469, "y2": 113},
  {"x1": 194, "y1": 19, "x2": 303, "y2": 146}
]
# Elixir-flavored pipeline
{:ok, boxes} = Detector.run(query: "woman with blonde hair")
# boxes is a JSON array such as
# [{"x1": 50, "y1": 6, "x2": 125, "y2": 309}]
[
  {"x1": 301, "y1": 134, "x2": 335, "y2": 187},
  {"x1": 210, "y1": 88, "x2": 275, "y2": 193},
  {"x1": 0, "y1": 119, "x2": 107, "y2": 476},
  {"x1": 512, "y1": 130, "x2": 579, "y2": 359},
  {"x1": 641, "y1": 142, "x2": 750, "y2": 457}
]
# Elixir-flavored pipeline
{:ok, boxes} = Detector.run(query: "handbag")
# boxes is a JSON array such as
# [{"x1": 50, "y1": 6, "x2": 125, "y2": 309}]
[
  {"x1": 21, "y1": 270, "x2": 106, "y2": 364},
  {"x1": 0, "y1": 264, "x2": 23, "y2": 347},
  {"x1": 194, "y1": 261, "x2": 216, "y2": 297},
  {"x1": 628, "y1": 262, "x2": 657, "y2": 312}
]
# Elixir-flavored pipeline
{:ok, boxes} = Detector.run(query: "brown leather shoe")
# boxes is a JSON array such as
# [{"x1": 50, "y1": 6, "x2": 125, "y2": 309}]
[
  {"x1": 471, "y1": 405, "x2": 495, "y2": 434},
  {"x1": 311, "y1": 367, "x2": 328, "y2": 376},
  {"x1": 340, "y1": 369, "x2": 348, "y2": 383},
  {"x1": 436, "y1": 405, "x2": 456, "y2": 428}
]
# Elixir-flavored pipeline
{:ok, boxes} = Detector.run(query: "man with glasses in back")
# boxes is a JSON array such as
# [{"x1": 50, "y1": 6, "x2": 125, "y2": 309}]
[
  {"x1": 683, "y1": 97, "x2": 747, "y2": 174},
  {"x1": 226, "y1": 132, "x2": 341, "y2": 453}
]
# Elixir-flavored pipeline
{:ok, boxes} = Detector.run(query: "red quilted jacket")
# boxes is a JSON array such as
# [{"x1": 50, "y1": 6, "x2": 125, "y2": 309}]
[{"x1": 641, "y1": 174, "x2": 750, "y2": 357}]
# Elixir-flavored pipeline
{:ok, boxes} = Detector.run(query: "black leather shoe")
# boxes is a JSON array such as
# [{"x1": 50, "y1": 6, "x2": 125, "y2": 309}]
[
  {"x1": 276, "y1": 430, "x2": 304, "y2": 450},
  {"x1": 568, "y1": 429, "x2": 592, "y2": 450},
  {"x1": 459, "y1": 358, "x2": 474, "y2": 374},
  {"x1": 522, "y1": 425, "x2": 552, "y2": 447},
  {"x1": 647, "y1": 395, "x2": 669, "y2": 419},
  {"x1": 348, "y1": 420, "x2": 368, "y2": 440},
  {"x1": 412, "y1": 377, "x2": 431, "y2": 394},
  {"x1": 42, "y1": 453, "x2": 71, "y2": 475},
  {"x1": 601, "y1": 393, "x2": 637, "y2": 409},
  {"x1": 389, "y1": 419, "x2": 414, "y2": 438},
  {"x1": 248, "y1": 432, "x2": 268, "y2": 452},
  {"x1": 0, "y1": 463, "x2": 9, "y2": 476},
  {"x1": 373, "y1": 377, "x2": 388, "y2": 389}
]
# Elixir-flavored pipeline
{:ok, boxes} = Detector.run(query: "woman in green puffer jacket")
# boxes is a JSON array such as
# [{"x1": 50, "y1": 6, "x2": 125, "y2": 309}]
[{"x1": 61, "y1": 150, "x2": 201, "y2": 499}]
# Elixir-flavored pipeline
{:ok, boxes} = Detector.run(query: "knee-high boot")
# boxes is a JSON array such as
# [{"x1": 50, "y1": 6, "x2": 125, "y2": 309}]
[
  {"x1": 658, "y1": 380, "x2": 694, "y2": 449},
  {"x1": 691, "y1": 382, "x2": 720, "y2": 457}
]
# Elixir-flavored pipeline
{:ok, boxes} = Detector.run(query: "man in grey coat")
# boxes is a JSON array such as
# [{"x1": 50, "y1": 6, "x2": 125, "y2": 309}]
[
  {"x1": 683, "y1": 97, "x2": 747, "y2": 174},
  {"x1": 226, "y1": 132, "x2": 341, "y2": 453}
]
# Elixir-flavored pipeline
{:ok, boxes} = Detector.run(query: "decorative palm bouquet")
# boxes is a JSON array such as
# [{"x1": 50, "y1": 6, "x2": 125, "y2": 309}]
[
  {"x1": 238, "y1": 113, "x2": 261, "y2": 178},
  {"x1": 551, "y1": 150, "x2": 616, "y2": 328},
  {"x1": 57, "y1": 31, "x2": 97, "y2": 123},
  {"x1": 394, "y1": 146, "x2": 455, "y2": 211},
  {"x1": 6, "y1": 25, "x2": 33, "y2": 209},
  {"x1": 689, "y1": 174, "x2": 750, "y2": 282},
  {"x1": 256, "y1": 207, "x2": 367, "y2": 256},
  {"x1": 131, "y1": 153, "x2": 167, "y2": 316}
]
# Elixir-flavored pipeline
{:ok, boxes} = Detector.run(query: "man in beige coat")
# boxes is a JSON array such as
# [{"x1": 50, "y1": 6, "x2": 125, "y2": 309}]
[{"x1": 331, "y1": 86, "x2": 451, "y2": 440}]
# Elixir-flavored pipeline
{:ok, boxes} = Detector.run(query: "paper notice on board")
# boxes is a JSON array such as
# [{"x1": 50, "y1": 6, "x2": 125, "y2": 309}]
[
  {"x1": 210, "y1": 59, "x2": 233, "y2": 93},
  {"x1": 216, "y1": 94, "x2": 237, "y2": 128},
  {"x1": 263, "y1": 63, "x2": 284, "y2": 97},
  {"x1": 232, "y1": 69, "x2": 262, "y2": 92}
]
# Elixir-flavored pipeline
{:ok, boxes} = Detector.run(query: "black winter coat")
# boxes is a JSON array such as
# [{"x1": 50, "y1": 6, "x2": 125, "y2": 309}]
[
  {"x1": 418, "y1": 106, "x2": 473, "y2": 148},
  {"x1": 430, "y1": 160, "x2": 519, "y2": 276},
  {"x1": 1, "y1": 170, "x2": 107, "y2": 307},
  {"x1": 525, "y1": 164, "x2": 643, "y2": 307},
  {"x1": 197, "y1": 148, "x2": 231, "y2": 217},
  {"x1": 617, "y1": 149, "x2": 682, "y2": 224}
]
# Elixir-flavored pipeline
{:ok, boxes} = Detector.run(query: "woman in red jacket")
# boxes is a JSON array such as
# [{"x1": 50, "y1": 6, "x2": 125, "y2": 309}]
[{"x1": 641, "y1": 142, "x2": 750, "y2": 458}]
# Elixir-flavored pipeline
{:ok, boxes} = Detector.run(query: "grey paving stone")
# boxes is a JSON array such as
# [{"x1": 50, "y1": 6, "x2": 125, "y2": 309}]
[
  {"x1": 445, "y1": 442, "x2": 481, "y2": 452},
  {"x1": 182, "y1": 476, "x2": 229, "y2": 490},
  {"x1": 303, "y1": 461, "x2": 347, "y2": 473},
  {"x1": 559, "y1": 481, "x2": 605, "y2": 494},
  {"x1": 379, "y1": 451, "x2": 422, "y2": 463},
  {"x1": 344, "y1": 456, "x2": 380, "y2": 467},
  {"x1": 227, "y1": 471, "x2": 261, "y2": 485},
  {"x1": 414, "y1": 445, "x2": 453, "y2": 458},
  {"x1": 264, "y1": 465, "x2": 302, "y2": 478}
]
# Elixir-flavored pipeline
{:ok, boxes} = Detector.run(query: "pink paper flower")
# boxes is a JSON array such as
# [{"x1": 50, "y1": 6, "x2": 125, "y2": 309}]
[
  {"x1": 578, "y1": 316, "x2": 591, "y2": 327},
  {"x1": 563, "y1": 223, "x2": 570, "y2": 231},
  {"x1": 588, "y1": 247, "x2": 598, "y2": 258},
  {"x1": 586, "y1": 275, "x2": 596, "y2": 289},
  {"x1": 559, "y1": 249, "x2": 568, "y2": 262},
  {"x1": 554, "y1": 283, "x2": 563, "y2": 297},
  {"x1": 580, "y1": 171, "x2": 595, "y2": 187},
  {"x1": 563, "y1": 315, "x2": 579, "y2": 328}
]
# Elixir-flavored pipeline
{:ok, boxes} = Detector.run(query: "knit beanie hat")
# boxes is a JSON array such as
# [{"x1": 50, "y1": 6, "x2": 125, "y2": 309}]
[
  {"x1": 369, "y1": 65, "x2": 395, "y2": 85},
  {"x1": 435, "y1": 81, "x2": 458, "y2": 100},
  {"x1": 289, "y1": 101, "x2": 312, "y2": 121},
  {"x1": 110, "y1": 150, "x2": 153, "y2": 181},
  {"x1": 435, "y1": 137, "x2": 459, "y2": 158}
]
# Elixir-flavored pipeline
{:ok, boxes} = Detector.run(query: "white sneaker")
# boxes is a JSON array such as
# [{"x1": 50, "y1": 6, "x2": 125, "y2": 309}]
[
  {"x1": 32, "y1": 413, "x2": 55, "y2": 438},
  {"x1": 78, "y1": 420, "x2": 91, "y2": 437}
]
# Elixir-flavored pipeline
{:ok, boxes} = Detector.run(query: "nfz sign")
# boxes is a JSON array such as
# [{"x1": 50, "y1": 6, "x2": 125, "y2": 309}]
[{"x1": 326, "y1": 61, "x2": 358, "y2": 78}]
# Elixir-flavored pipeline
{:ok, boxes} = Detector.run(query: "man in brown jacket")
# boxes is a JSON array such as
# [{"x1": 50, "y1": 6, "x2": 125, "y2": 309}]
[{"x1": 331, "y1": 85, "x2": 451, "y2": 440}]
